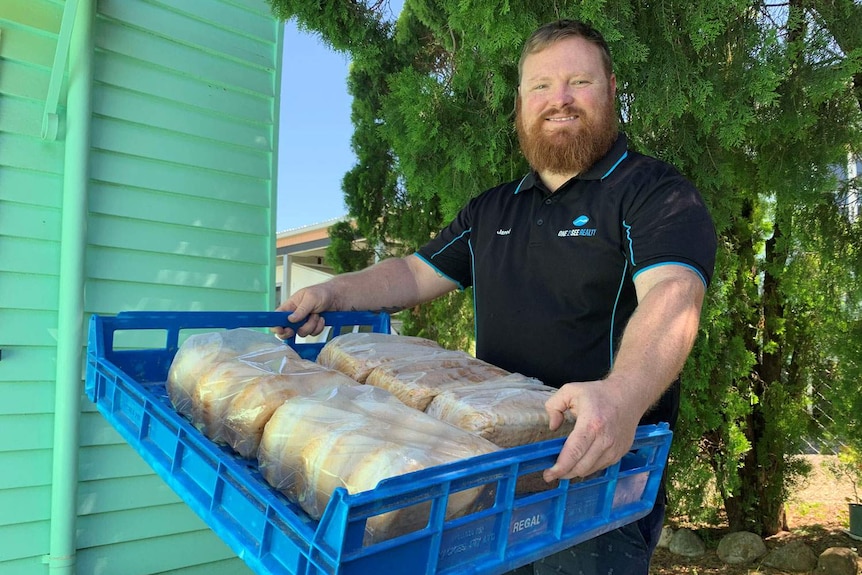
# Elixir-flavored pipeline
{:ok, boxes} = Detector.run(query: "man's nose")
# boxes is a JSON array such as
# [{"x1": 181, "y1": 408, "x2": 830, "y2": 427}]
[{"x1": 550, "y1": 84, "x2": 575, "y2": 108}]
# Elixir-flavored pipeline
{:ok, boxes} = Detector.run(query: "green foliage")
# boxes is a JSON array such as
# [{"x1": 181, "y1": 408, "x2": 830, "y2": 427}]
[
  {"x1": 825, "y1": 445, "x2": 862, "y2": 503},
  {"x1": 270, "y1": 0, "x2": 862, "y2": 535},
  {"x1": 326, "y1": 221, "x2": 374, "y2": 273}
]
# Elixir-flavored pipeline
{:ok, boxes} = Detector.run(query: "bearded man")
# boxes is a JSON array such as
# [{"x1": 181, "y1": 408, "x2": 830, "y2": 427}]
[{"x1": 277, "y1": 19, "x2": 717, "y2": 575}]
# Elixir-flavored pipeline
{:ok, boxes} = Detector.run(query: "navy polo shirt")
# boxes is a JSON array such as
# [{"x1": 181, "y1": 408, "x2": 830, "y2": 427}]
[{"x1": 415, "y1": 133, "x2": 716, "y2": 427}]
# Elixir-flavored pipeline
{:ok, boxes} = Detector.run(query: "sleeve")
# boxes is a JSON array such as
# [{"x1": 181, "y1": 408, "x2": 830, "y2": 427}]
[
  {"x1": 415, "y1": 200, "x2": 477, "y2": 290},
  {"x1": 622, "y1": 166, "x2": 717, "y2": 287}
]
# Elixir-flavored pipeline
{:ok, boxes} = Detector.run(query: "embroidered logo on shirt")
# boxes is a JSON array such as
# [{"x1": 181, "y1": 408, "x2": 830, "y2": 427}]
[
  {"x1": 497, "y1": 228, "x2": 512, "y2": 236},
  {"x1": 558, "y1": 214, "x2": 597, "y2": 238}
]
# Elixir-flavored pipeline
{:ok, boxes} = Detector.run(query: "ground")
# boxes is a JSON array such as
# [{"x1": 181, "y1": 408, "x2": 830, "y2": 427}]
[{"x1": 650, "y1": 455, "x2": 861, "y2": 574}]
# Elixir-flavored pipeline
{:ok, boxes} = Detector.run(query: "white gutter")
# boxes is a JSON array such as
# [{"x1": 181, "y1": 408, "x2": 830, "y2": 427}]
[{"x1": 46, "y1": 0, "x2": 94, "y2": 573}]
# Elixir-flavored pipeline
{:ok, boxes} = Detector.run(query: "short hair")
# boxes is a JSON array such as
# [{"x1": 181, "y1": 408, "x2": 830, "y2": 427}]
[{"x1": 518, "y1": 19, "x2": 613, "y2": 82}]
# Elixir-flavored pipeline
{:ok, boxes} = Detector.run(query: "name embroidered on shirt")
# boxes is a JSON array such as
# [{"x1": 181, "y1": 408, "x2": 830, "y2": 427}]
[{"x1": 497, "y1": 229, "x2": 512, "y2": 236}]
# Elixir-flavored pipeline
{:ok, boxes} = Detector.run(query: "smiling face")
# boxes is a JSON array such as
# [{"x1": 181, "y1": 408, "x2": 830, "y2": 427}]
[{"x1": 516, "y1": 36, "x2": 619, "y2": 179}]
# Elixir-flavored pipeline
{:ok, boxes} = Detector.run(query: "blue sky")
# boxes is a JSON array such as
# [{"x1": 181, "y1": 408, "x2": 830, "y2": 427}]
[
  {"x1": 276, "y1": 22, "x2": 354, "y2": 231},
  {"x1": 276, "y1": 1, "x2": 404, "y2": 232}
]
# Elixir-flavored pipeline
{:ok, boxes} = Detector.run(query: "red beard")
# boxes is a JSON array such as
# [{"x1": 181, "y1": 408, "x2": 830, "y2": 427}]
[{"x1": 515, "y1": 96, "x2": 618, "y2": 177}]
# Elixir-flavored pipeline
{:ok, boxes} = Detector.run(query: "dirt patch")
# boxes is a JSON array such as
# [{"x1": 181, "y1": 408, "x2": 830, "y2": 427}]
[{"x1": 651, "y1": 455, "x2": 861, "y2": 574}]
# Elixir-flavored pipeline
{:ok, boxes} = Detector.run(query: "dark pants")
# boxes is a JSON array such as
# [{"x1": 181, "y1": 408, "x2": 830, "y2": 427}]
[{"x1": 505, "y1": 503, "x2": 665, "y2": 575}]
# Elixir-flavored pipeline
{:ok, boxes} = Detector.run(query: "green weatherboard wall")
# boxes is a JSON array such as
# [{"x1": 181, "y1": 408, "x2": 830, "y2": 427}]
[{"x1": 0, "y1": 0, "x2": 282, "y2": 573}]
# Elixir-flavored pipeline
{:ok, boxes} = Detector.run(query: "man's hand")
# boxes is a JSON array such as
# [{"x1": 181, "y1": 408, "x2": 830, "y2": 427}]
[
  {"x1": 543, "y1": 377, "x2": 642, "y2": 482},
  {"x1": 272, "y1": 284, "x2": 336, "y2": 340}
]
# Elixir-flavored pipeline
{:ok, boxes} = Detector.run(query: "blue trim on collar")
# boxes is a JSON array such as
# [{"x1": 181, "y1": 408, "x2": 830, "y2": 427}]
[
  {"x1": 513, "y1": 173, "x2": 531, "y2": 194},
  {"x1": 602, "y1": 151, "x2": 628, "y2": 180}
]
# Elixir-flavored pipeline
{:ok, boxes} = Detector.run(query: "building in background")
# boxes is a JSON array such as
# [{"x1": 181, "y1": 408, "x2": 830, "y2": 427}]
[{"x1": 275, "y1": 217, "x2": 346, "y2": 304}]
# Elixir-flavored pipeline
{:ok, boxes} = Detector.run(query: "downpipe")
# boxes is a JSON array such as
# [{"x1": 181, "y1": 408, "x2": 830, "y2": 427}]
[{"x1": 46, "y1": 0, "x2": 94, "y2": 573}]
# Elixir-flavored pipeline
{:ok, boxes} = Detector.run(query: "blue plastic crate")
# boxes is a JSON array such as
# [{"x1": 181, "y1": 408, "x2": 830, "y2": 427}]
[{"x1": 85, "y1": 311, "x2": 672, "y2": 575}]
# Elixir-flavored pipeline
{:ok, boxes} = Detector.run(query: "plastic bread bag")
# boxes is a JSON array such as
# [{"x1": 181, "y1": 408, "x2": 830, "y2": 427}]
[
  {"x1": 258, "y1": 385, "x2": 500, "y2": 544},
  {"x1": 221, "y1": 360, "x2": 359, "y2": 458},
  {"x1": 424, "y1": 373, "x2": 576, "y2": 448},
  {"x1": 315, "y1": 332, "x2": 443, "y2": 382},
  {"x1": 365, "y1": 351, "x2": 511, "y2": 410},
  {"x1": 166, "y1": 328, "x2": 300, "y2": 416}
]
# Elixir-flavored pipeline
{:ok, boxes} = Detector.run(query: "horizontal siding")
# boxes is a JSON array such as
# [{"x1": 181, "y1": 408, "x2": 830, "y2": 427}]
[
  {"x1": 0, "y1": 520, "x2": 49, "y2": 563},
  {"x1": 153, "y1": 557, "x2": 253, "y2": 575},
  {"x1": 0, "y1": 166, "x2": 62, "y2": 208},
  {"x1": 94, "y1": 51, "x2": 271, "y2": 124},
  {"x1": 93, "y1": 84, "x2": 272, "y2": 150},
  {"x1": 0, "y1": 3, "x2": 66, "y2": 575},
  {"x1": 85, "y1": 246, "x2": 266, "y2": 291},
  {"x1": 78, "y1": 476, "x2": 181, "y2": 516},
  {"x1": 90, "y1": 150, "x2": 269, "y2": 203},
  {"x1": 76, "y1": 530, "x2": 250, "y2": 575},
  {"x1": 0, "y1": 449, "x2": 52, "y2": 489},
  {"x1": 85, "y1": 279, "x2": 271, "y2": 316},
  {"x1": 77, "y1": 504, "x2": 211, "y2": 548},
  {"x1": 0, "y1": 556, "x2": 52, "y2": 575},
  {"x1": 100, "y1": 0, "x2": 273, "y2": 68},
  {"x1": 89, "y1": 182, "x2": 268, "y2": 234},
  {"x1": 149, "y1": 0, "x2": 276, "y2": 43},
  {"x1": 0, "y1": 348, "x2": 57, "y2": 384},
  {"x1": 0, "y1": 18, "x2": 56, "y2": 67},
  {"x1": 0, "y1": 0, "x2": 62, "y2": 35},
  {"x1": 0, "y1": 58, "x2": 52, "y2": 101},
  {"x1": 79, "y1": 412, "x2": 123, "y2": 447},
  {"x1": 88, "y1": 215, "x2": 269, "y2": 264},
  {"x1": 91, "y1": 116, "x2": 270, "y2": 179},
  {"x1": 0, "y1": 272, "x2": 58, "y2": 310},
  {"x1": 0, "y1": 237, "x2": 61, "y2": 274},
  {"x1": 97, "y1": 6, "x2": 274, "y2": 95},
  {"x1": 0, "y1": 485, "x2": 50, "y2": 526},
  {"x1": 0, "y1": 202, "x2": 61, "y2": 241},
  {"x1": 79, "y1": 444, "x2": 165, "y2": 482},
  {"x1": 0, "y1": 95, "x2": 45, "y2": 137},
  {"x1": 0, "y1": 132, "x2": 64, "y2": 172},
  {"x1": 0, "y1": 414, "x2": 54, "y2": 452},
  {"x1": 0, "y1": 477, "x2": 182, "y2": 528},
  {"x1": 0, "y1": 310, "x2": 59, "y2": 347}
]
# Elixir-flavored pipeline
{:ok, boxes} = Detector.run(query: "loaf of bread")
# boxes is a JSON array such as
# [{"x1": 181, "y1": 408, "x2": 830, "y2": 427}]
[
  {"x1": 425, "y1": 374, "x2": 576, "y2": 448},
  {"x1": 315, "y1": 332, "x2": 443, "y2": 383},
  {"x1": 365, "y1": 352, "x2": 510, "y2": 410},
  {"x1": 167, "y1": 328, "x2": 299, "y2": 417},
  {"x1": 190, "y1": 360, "x2": 275, "y2": 443},
  {"x1": 258, "y1": 385, "x2": 499, "y2": 544},
  {"x1": 221, "y1": 360, "x2": 360, "y2": 458}
]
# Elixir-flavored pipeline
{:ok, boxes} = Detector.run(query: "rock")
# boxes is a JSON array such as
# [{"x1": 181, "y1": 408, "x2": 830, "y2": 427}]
[
  {"x1": 816, "y1": 547, "x2": 859, "y2": 575},
  {"x1": 656, "y1": 526, "x2": 675, "y2": 549},
  {"x1": 668, "y1": 528, "x2": 706, "y2": 557},
  {"x1": 716, "y1": 531, "x2": 768, "y2": 565},
  {"x1": 762, "y1": 540, "x2": 819, "y2": 572}
]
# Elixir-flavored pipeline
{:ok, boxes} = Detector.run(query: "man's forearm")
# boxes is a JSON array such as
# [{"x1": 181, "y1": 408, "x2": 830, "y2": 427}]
[
  {"x1": 326, "y1": 255, "x2": 454, "y2": 314},
  {"x1": 325, "y1": 257, "x2": 421, "y2": 313}
]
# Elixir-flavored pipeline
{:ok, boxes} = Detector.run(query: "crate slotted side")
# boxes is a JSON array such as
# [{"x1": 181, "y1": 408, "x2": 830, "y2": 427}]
[{"x1": 85, "y1": 311, "x2": 672, "y2": 575}]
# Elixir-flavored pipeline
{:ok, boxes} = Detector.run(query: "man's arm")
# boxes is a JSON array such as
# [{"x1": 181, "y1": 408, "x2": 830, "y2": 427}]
[
  {"x1": 275, "y1": 255, "x2": 457, "y2": 338},
  {"x1": 543, "y1": 264, "x2": 706, "y2": 481}
]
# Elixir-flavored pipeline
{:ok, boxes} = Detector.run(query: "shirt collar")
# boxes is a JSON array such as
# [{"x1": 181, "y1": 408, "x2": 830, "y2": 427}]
[{"x1": 515, "y1": 132, "x2": 629, "y2": 194}]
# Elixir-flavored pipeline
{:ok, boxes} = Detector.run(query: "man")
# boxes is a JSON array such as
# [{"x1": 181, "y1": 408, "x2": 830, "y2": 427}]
[{"x1": 276, "y1": 19, "x2": 716, "y2": 575}]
